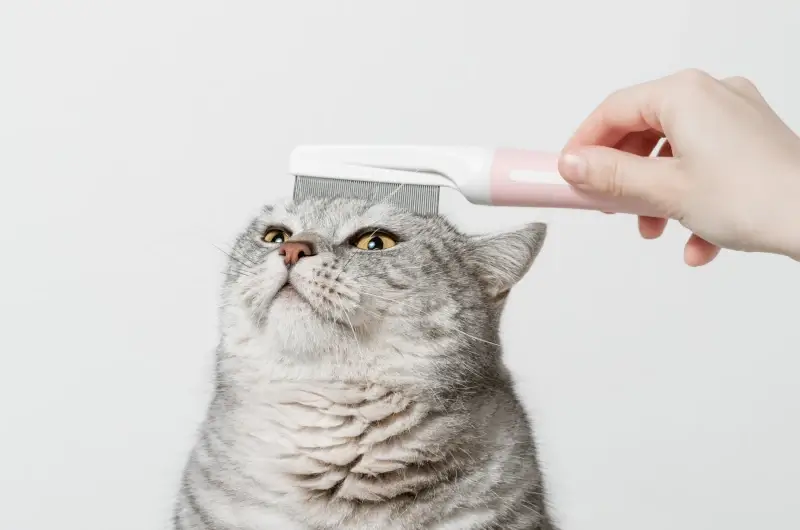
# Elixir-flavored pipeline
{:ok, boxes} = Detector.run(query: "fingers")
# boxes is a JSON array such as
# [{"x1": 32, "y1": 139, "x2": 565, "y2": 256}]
[
  {"x1": 563, "y1": 69, "x2": 724, "y2": 153},
  {"x1": 560, "y1": 69, "x2": 746, "y2": 266},
  {"x1": 596, "y1": 132, "x2": 671, "y2": 217},
  {"x1": 684, "y1": 234, "x2": 721, "y2": 266},
  {"x1": 638, "y1": 216, "x2": 668, "y2": 239},
  {"x1": 651, "y1": 137, "x2": 673, "y2": 157},
  {"x1": 722, "y1": 76, "x2": 765, "y2": 102},
  {"x1": 559, "y1": 146, "x2": 683, "y2": 209},
  {"x1": 615, "y1": 130, "x2": 664, "y2": 157},
  {"x1": 562, "y1": 74, "x2": 679, "y2": 151}
]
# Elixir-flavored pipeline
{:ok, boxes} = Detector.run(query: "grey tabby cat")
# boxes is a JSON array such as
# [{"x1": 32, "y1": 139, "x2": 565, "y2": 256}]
[{"x1": 174, "y1": 197, "x2": 556, "y2": 529}]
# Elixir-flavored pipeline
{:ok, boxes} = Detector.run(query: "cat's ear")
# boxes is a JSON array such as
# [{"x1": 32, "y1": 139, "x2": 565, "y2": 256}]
[{"x1": 467, "y1": 223, "x2": 546, "y2": 299}]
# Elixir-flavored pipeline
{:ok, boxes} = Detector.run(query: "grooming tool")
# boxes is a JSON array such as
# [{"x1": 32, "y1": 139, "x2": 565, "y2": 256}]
[{"x1": 290, "y1": 145, "x2": 661, "y2": 217}]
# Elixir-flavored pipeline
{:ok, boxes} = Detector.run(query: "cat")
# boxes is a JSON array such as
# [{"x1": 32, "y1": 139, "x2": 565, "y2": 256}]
[{"x1": 174, "y1": 197, "x2": 556, "y2": 529}]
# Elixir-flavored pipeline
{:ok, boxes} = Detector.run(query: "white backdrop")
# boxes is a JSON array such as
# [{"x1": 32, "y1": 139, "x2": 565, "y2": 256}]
[{"x1": 2, "y1": 2, "x2": 800, "y2": 529}]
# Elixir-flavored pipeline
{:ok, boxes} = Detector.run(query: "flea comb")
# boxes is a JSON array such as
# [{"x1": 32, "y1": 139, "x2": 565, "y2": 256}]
[{"x1": 289, "y1": 145, "x2": 661, "y2": 217}]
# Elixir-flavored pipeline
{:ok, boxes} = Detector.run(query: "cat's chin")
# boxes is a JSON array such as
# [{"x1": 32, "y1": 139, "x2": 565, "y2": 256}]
[
  {"x1": 275, "y1": 283, "x2": 300, "y2": 301},
  {"x1": 265, "y1": 296, "x2": 344, "y2": 357},
  {"x1": 269, "y1": 283, "x2": 319, "y2": 320}
]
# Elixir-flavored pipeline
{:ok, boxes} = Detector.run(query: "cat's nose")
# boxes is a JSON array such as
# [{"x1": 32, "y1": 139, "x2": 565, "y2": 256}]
[{"x1": 278, "y1": 241, "x2": 315, "y2": 266}]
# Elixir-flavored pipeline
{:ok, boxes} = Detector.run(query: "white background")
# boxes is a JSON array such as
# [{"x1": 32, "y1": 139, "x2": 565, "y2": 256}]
[{"x1": 2, "y1": 2, "x2": 799, "y2": 529}]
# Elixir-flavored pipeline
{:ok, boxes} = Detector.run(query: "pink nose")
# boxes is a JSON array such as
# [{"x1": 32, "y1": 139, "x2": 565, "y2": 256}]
[{"x1": 279, "y1": 241, "x2": 314, "y2": 266}]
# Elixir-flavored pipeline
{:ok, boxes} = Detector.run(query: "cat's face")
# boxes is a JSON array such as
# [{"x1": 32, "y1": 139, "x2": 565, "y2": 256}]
[{"x1": 221, "y1": 198, "x2": 545, "y2": 374}]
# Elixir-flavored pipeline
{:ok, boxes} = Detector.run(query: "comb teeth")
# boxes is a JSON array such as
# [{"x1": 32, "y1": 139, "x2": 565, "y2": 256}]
[{"x1": 293, "y1": 176, "x2": 440, "y2": 216}]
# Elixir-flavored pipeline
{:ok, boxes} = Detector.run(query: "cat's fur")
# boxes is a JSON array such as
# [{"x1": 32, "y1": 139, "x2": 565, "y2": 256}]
[{"x1": 174, "y1": 198, "x2": 556, "y2": 529}]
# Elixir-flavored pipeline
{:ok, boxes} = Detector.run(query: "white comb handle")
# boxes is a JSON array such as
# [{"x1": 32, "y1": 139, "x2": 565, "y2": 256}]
[{"x1": 485, "y1": 148, "x2": 663, "y2": 217}]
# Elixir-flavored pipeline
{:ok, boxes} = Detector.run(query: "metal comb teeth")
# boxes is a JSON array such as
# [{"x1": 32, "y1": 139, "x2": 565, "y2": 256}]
[{"x1": 293, "y1": 175, "x2": 440, "y2": 216}]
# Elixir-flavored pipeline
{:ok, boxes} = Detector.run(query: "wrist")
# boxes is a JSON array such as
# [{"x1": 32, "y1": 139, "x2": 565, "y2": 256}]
[
  {"x1": 771, "y1": 170, "x2": 800, "y2": 261},
  {"x1": 781, "y1": 236, "x2": 800, "y2": 263}
]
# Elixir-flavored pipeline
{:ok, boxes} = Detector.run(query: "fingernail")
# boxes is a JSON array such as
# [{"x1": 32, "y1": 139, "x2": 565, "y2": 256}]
[{"x1": 559, "y1": 153, "x2": 587, "y2": 183}]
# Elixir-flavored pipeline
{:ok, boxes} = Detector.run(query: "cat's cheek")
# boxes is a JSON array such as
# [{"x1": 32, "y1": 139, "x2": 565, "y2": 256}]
[
  {"x1": 260, "y1": 251, "x2": 290, "y2": 290},
  {"x1": 232, "y1": 252, "x2": 289, "y2": 319}
]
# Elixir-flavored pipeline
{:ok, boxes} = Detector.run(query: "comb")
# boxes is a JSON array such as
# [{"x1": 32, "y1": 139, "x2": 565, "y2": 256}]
[{"x1": 289, "y1": 145, "x2": 662, "y2": 217}]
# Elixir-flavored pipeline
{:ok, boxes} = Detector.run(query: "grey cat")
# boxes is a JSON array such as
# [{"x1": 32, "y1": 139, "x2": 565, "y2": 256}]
[{"x1": 174, "y1": 197, "x2": 556, "y2": 529}]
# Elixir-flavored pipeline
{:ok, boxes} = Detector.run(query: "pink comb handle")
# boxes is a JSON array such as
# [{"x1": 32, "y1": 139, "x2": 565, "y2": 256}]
[{"x1": 488, "y1": 148, "x2": 662, "y2": 217}]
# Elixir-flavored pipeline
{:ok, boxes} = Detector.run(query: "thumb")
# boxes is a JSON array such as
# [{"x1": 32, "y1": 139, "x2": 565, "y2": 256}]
[{"x1": 558, "y1": 146, "x2": 681, "y2": 206}]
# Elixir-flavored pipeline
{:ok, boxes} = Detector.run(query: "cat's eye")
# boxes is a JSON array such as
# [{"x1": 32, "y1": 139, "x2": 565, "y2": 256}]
[
  {"x1": 353, "y1": 231, "x2": 397, "y2": 251},
  {"x1": 263, "y1": 228, "x2": 291, "y2": 244}
]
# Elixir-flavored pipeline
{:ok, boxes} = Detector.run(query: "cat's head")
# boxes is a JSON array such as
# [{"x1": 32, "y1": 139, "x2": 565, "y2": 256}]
[{"x1": 220, "y1": 197, "x2": 545, "y2": 381}]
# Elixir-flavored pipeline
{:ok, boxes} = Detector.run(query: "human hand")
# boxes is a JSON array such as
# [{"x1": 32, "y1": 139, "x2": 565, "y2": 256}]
[{"x1": 558, "y1": 69, "x2": 800, "y2": 266}]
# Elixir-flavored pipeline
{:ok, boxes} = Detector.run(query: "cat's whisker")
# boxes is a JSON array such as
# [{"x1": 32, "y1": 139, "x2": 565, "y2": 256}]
[
  {"x1": 391, "y1": 264, "x2": 440, "y2": 270},
  {"x1": 188, "y1": 197, "x2": 553, "y2": 529},
  {"x1": 232, "y1": 247, "x2": 258, "y2": 267},
  {"x1": 445, "y1": 354, "x2": 491, "y2": 382},
  {"x1": 345, "y1": 287, "x2": 407, "y2": 301},
  {"x1": 354, "y1": 288, "x2": 500, "y2": 347},
  {"x1": 222, "y1": 269, "x2": 255, "y2": 277},
  {"x1": 219, "y1": 241, "x2": 258, "y2": 264},
  {"x1": 251, "y1": 279, "x2": 275, "y2": 328},
  {"x1": 348, "y1": 269, "x2": 451, "y2": 282},
  {"x1": 450, "y1": 328, "x2": 500, "y2": 347},
  {"x1": 239, "y1": 237, "x2": 273, "y2": 257},
  {"x1": 233, "y1": 238, "x2": 273, "y2": 267},
  {"x1": 238, "y1": 237, "x2": 260, "y2": 250},
  {"x1": 213, "y1": 244, "x2": 256, "y2": 270},
  {"x1": 345, "y1": 294, "x2": 376, "y2": 316},
  {"x1": 229, "y1": 264, "x2": 258, "y2": 276},
  {"x1": 352, "y1": 288, "x2": 419, "y2": 310},
  {"x1": 335, "y1": 293, "x2": 364, "y2": 362},
  {"x1": 353, "y1": 304, "x2": 383, "y2": 320}
]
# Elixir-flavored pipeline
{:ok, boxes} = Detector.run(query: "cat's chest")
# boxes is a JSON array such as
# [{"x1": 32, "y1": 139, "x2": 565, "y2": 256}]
[{"x1": 239, "y1": 382, "x2": 435, "y2": 501}]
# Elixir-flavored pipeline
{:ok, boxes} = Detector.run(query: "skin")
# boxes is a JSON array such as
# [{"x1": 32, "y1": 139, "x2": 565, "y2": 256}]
[{"x1": 557, "y1": 68, "x2": 800, "y2": 266}]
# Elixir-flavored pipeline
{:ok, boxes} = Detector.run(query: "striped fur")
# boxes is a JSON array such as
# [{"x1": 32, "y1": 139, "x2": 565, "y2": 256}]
[{"x1": 175, "y1": 198, "x2": 556, "y2": 529}]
